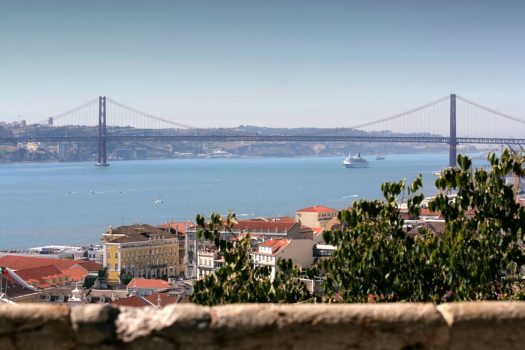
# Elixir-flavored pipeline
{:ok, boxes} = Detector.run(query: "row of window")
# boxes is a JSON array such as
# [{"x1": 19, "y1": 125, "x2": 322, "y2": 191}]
[
  {"x1": 122, "y1": 263, "x2": 177, "y2": 271},
  {"x1": 106, "y1": 247, "x2": 178, "y2": 260},
  {"x1": 198, "y1": 258, "x2": 213, "y2": 267},
  {"x1": 253, "y1": 254, "x2": 274, "y2": 263}
]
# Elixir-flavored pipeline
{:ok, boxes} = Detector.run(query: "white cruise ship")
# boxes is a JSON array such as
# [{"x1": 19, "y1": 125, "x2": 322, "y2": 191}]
[{"x1": 343, "y1": 153, "x2": 369, "y2": 168}]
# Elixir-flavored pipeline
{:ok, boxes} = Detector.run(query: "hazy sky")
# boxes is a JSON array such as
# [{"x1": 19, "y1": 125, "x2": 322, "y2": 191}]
[{"x1": 0, "y1": 0, "x2": 523, "y2": 127}]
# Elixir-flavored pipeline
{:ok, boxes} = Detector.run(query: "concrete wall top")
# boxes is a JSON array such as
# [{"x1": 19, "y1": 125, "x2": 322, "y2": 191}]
[{"x1": 1, "y1": 302, "x2": 525, "y2": 350}]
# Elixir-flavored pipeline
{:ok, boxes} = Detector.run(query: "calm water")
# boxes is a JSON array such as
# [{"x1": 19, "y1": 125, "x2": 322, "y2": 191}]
[{"x1": 0, "y1": 153, "x2": 485, "y2": 249}]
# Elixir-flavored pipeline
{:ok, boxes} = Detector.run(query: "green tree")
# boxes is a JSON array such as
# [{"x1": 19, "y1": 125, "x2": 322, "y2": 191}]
[
  {"x1": 83, "y1": 275, "x2": 97, "y2": 289},
  {"x1": 190, "y1": 212, "x2": 311, "y2": 305},
  {"x1": 428, "y1": 152, "x2": 525, "y2": 300},
  {"x1": 120, "y1": 272, "x2": 134, "y2": 286},
  {"x1": 98, "y1": 268, "x2": 107, "y2": 279},
  {"x1": 320, "y1": 150, "x2": 525, "y2": 302},
  {"x1": 319, "y1": 175, "x2": 438, "y2": 302}
]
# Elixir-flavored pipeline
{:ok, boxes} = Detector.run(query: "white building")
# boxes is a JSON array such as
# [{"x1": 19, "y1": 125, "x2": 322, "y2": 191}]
[
  {"x1": 87, "y1": 245, "x2": 103, "y2": 265},
  {"x1": 196, "y1": 249, "x2": 223, "y2": 279},
  {"x1": 185, "y1": 219, "x2": 304, "y2": 279},
  {"x1": 251, "y1": 239, "x2": 315, "y2": 280}
]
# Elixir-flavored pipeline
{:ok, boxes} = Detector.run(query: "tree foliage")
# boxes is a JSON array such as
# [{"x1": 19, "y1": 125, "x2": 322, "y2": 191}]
[
  {"x1": 190, "y1": 212, "x2": 311, "y2": 305},
  {"x1": 320, "y1": 150, "x2": 525, "y2": 302},
  {"x1": 98, "y1": 268, "x2": 107, "y2": 279},
  {"x1": 190, "y1": 151, "x2": 525, "y2": 304},
  {"x1": 83, "y1": 275, "x2": 97, "y2": 289},
  {"x1": 119, "y1": 272, "x2": 134, "y2": 286}
]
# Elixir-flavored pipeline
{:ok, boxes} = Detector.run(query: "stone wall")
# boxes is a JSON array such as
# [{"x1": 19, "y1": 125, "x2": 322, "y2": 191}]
[{"x1": 1, "y1": 302, "x2": 525, "y2": 349}]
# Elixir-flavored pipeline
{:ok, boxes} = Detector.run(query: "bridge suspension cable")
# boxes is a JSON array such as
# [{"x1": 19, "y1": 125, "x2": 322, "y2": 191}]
[
  {"x1": 36, "y1": 98, "x2": 99, "y2": 125},
  {"x1": 348, "y1": 95, "x2": 449, "y2": 130},
  {"x1": 456, "y1": 95, "x2": 525, "y2": 125},
  {"x1": 106, "y1": 98, "x2": 194, "y2": 129}
]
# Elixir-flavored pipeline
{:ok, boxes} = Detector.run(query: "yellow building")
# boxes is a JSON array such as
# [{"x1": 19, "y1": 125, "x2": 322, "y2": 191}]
[{"x1": 102, "y1": 224, "x2": 179, "y2": 284}]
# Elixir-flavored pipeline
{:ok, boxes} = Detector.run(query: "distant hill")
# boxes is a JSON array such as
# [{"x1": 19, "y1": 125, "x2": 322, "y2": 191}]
[{"x1": 0, "y1": 124, "x2": 461, "y2": 163}]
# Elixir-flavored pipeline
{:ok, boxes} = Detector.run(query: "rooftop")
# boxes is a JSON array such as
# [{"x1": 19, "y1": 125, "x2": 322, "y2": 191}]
[
  {"x1": 105, "y1": 224, "x2": 178, "y2": 243},
  {"x1": 127, "y1": 278, "x2": 170, "y2": 290},
  {"x1": 158, "y1": 221, "x2": 192, "y2": 235},
  {"x1": 234, "y1": 220, "x2": 297, "y2": 232},
  {"x1": 258, "y1": 239, "x2": 289, "y2": 255},
  {"x1": 0, "y1": 255, "x2": 100, "y2": 272},
  {"x1": 187, "y1": 219, "x2": 298, "y2": 234},
  {"x1": 110, "y1": 292, "x2": 179, "y2": 308},
  {"x1": 296, "y1": 205, "x2": 338, "y2": 214},
  {"x1": 14, "y1": 265, "x2": 66, "y2": 289}
]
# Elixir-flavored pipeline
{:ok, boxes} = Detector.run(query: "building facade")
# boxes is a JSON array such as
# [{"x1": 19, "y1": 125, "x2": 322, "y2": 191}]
[
  {"x1": 102, "y1": 225, "x2": 179, "y2": 284},
  {"x1": 196, "y1": 249, "x2": 224, "y2": 279},
  {"x1": 295, "y1": 205, "x2": 338, "y2": 229},
  {"x1": 185, "y1": 218, "x2": 303, "y2": 279},
  {"x1": 252, "y1": 239, "x2": 316, "y2": 280}
]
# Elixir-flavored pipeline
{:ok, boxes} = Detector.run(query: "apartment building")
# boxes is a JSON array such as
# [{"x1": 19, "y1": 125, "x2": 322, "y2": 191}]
[
  {"x1": 185, "y1": 218, "x2": 304, "y2": 279},
  {"x1": 102, "y1": 224, "x2": 179, "y2": 284}
]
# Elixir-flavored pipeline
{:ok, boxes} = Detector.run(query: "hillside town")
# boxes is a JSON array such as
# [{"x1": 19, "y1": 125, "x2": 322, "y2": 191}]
[{"x1": 0, "y1": 202, "x2": 463, "y2": 306}]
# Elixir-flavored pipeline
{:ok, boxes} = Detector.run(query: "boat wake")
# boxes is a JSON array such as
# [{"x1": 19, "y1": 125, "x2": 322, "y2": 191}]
[{"x1": 342, "y1": 194, "x2": 359, "y2": 199}]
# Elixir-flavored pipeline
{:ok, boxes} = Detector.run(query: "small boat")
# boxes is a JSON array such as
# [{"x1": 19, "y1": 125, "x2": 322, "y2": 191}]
[
  {"x1": 343, "y1": 153, "x2": 368, "y2": 168},
  {"x1": 433, "y1": 167, "x2": 453, "y2": 177},
  {"x1": 155, "y1": 195, "x2": 164, "y2": 205},
  {"x1": 376, "y1": 154, "x2": 385, "y2": 160},
  {"x1": 90, "y1": 190, "x2": 95, "y2": 194}
]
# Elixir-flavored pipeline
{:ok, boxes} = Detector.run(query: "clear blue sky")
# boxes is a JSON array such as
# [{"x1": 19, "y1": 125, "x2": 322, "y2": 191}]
[{"x1": 0, "y1": 0, "x2": 523, "y2": 127}]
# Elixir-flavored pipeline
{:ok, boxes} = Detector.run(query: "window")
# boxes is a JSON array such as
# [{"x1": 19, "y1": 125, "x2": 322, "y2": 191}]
[
  {"x1": 115, "y1": 252, "x2": 119, "y2": 259},
  {"x1": 115, "y1": 263, "x2": 119, "y2": 270}
]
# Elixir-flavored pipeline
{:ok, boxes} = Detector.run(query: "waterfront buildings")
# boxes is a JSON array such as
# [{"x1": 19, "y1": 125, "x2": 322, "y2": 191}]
[{"x1": 101, "y1": 224, "x2": 180, "y2": 284}]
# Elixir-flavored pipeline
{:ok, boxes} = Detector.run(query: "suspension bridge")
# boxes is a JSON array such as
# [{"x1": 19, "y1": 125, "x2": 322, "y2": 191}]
[{"x1": 1, "y1": 94, "x2": 524, "y2": 167}]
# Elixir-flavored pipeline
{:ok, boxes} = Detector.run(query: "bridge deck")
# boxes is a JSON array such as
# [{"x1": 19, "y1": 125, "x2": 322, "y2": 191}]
[{"x1": 2, "y1": 135, "x2": 525, "y2": 144}]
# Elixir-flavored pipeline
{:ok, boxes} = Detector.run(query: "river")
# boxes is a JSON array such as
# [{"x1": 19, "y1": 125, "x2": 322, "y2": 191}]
[{"x1": 0, "y1": 153, "x2": 487, "y2": 249}]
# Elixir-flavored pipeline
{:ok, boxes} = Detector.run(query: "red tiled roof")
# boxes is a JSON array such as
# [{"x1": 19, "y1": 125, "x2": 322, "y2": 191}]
[
  {"x1": 63, "y1": 266, "x2": 89, "y2": 282},
  {"x1": 127, "y1": 278, "x2": 170, "y2": 290},
  {"x1": 275, "y1": 216, "x2": 296, "y2": 223},
  {"x1": 186, "y1": 219, "x2": 297, "y2": 233},
  {"x1": 296, "y1": 205, "x2": 337, "y2": 214},
  {"x1": 74, "y1": 261, "x2": 102, "y2": 272},
  {"x1": 110, "y1": 292, "x2": 179, "y2": 308},
  {"x1": 110, "y1": 296, "x2": 150, "y2": 307},
  {"x1": 158, "y1": 221, "x2": 192, "y2": 234},
  {"x1": 419, "y1": 208, "x2": 442, "y2": 217},
  {"x1": 0, "y1": 255, "x2": 100, "y2": 272},
  {"x1": 144, "y1": 292, "x2": 179, "y2": 307},
  {"x1": 258, "y1": 239, "x2": 289, "y2": 254},
  {"x1": 14, "y1": 265, "x2": 66, "y2": 289},
  {"x1": 233, "y1": 220, "x2": 297, "y2": 232}
]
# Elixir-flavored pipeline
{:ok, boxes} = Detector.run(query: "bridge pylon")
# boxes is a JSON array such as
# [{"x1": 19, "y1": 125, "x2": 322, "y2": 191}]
[
  {"x1": 449, "y1": 93, "x2": 457, "y2": 167},
  {"x1": 96, "y1": 96, "x2": 109, "y2": 167}
]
